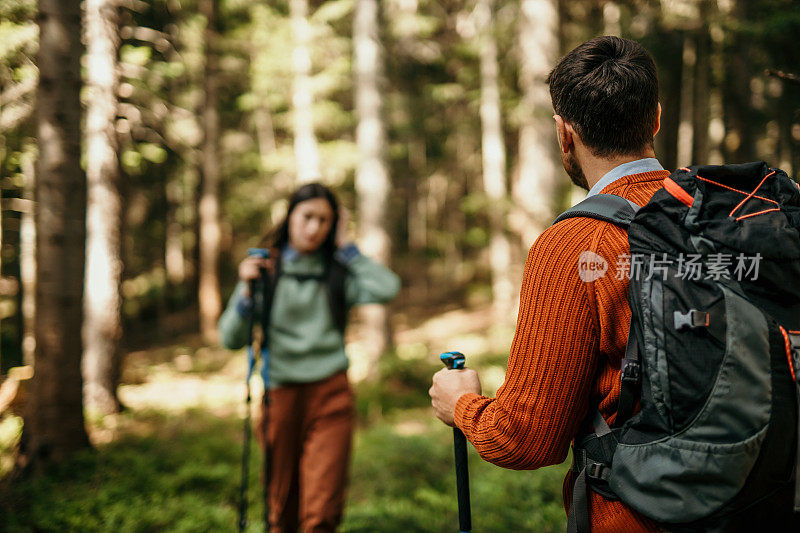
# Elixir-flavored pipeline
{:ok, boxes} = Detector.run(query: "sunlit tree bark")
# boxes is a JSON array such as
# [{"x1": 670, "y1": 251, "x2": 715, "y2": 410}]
[
  {"x1": 475, "y1": 0, "x2": 513, "y2": 314},
  {"x1": 290, "y1": 0, "x2": 320, "y2": 183},
  {"x1": 82, "y1": 0, "x2": 123, "y2": 415},
  {"x1": 20, "y1": 0, "x2": 90, "y2": 470},
  {"x1": 20, "y1": 154, "x2": 35, "y2": 367},
  {"x1": 198, "y1": 0, "x2": 222, "y2": 344},
  {"x1": 513, "y1": 0, "x2": 560, "y2": 247},
  {"x1": 354, "y1": 0, "x2": 392, "y2": 380}
]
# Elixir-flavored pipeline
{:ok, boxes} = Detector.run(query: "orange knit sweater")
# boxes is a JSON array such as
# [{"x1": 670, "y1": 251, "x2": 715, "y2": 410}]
[{"x1": 455, "y1": 170, "x2": 671, "y2": 533}]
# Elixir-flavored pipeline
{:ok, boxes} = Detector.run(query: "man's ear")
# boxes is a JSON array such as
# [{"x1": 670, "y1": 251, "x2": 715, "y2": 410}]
[
  {"x1": 654, "y1": 102, "x2": 662, "y2": 136},
  {"x1": 553, "y1": 114, "x2": 574, "y2": 154}
]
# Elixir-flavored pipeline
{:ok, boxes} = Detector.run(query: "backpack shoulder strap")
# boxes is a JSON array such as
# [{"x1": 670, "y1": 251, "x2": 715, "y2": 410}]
[
  {"x1": 553, "y1": 194, "x2": 640, "y2": 227},
  {"x1": 326, "y1": 258, "x2": 349, "y2": 334},
  {"x1": 260, "y1": 254, "x2": 281, "y2": 345}
]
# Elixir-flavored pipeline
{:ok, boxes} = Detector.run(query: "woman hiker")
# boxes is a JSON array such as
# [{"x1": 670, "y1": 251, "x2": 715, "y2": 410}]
[{"x1": 218, "y1": 182, "x2": 400, "y2": 532}]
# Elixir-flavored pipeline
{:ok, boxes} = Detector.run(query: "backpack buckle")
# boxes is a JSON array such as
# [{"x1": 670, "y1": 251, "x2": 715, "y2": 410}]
[
  {"x1": 620, "y1": 358, "x2": 641, "y2": 384},
  {"x1": 674, "y1": 309, "x2": 709, "y2": 331},
  {"x1": 586, "y1": 462, "x2": 610, "y2": 481}
]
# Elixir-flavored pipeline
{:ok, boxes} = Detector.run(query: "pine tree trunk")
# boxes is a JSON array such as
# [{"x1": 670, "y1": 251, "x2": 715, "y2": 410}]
[
  {"x1": 677, "y1": 32, "x2": 695, "y2": 166},
  {"x1": 691, "y1": 1, "x2": 711, "y2": 165},
  {"x1": 654, "y1": 30, "x2": 683, "y2": 172},
  {"x1": 513, "y1": 0, "x2": 560, "y2": 247},
  {"x1": 476, "y1": 0, "x2": 513, "y2": 315},
  {"x1": 21, "y1": 0, "x2": 90, "y2": 470},
  {"x1": 82, "y1": 0, "x2": 123, "y2": 415},
  {"x1": 291, "y1": 0, "x2": 320, "y2": 183},
  {"x1": 354, "y1": 0, "x2": 392, "y2": 381},
  {"x1": 198, "y1": 0, "x2": 222, "y2": 344},
  {"x1": 21, "y1": 154, "x2": 35, "y2": 366}
]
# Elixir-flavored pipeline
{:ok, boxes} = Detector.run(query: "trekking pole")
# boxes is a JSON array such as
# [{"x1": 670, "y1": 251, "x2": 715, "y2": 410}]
[
  {"x1": 440, "y1": 351, "x2": 472, "y2": 533},
  {"x1": 238, "y1": 248, "x2": 270, "y2": 533},
  {"x1": 259, "y1": 268, "x2": 271, "y2": 533}
]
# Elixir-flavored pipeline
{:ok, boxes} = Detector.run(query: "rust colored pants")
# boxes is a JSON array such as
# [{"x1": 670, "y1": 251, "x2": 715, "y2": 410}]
[{"x1": 257, "y1": 371, "x2": 355, "y2": 533}]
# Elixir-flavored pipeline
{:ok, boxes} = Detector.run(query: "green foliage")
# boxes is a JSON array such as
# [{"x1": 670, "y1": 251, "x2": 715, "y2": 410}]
[
  {"x1": 1, "y1": 407, "x2": 568, "y2": 532},
  {"x1": 1, "y1": 410, "x2": 257, "y2": 532}
]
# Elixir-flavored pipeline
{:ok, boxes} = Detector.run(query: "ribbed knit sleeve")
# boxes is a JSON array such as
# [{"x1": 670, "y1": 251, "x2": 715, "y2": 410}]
[{"x1": 455, "y1": 218, "x2": 600, "y2": 470}]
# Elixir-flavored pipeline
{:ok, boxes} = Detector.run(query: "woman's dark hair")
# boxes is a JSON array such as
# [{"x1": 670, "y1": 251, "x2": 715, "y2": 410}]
[
  {"x1": 265, "y1": 182, "x2": 339, "y2": 259},
  {"x1": 547, "y1": 36, "x2": 659, "y2": 157}
]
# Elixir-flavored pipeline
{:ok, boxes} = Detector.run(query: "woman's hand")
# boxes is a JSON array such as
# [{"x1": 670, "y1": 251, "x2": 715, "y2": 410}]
[
  {"x1": 238, "y1": 255, "x2": 274, "y2": 296},
  {"x1": 335, "y1": 207, "x2": 353, "y2": 248}
]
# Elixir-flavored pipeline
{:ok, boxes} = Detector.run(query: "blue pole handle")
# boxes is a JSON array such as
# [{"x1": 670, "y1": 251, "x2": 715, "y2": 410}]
[
  {"x1": 440, "y1": 351, "x2": 466, "y2": 370},
  {"x1": 247, "y1": 248, "x2": 270, "y2": 259}
]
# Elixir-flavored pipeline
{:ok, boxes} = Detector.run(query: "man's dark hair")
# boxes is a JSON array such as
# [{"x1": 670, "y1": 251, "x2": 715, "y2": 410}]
[{"x1": 547, "y1": 36, "x2": 659, "y2": 157}]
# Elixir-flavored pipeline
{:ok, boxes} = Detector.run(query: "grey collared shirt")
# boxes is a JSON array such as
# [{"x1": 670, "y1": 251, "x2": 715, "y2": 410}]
[{"x1": 586, "y1": 158, "x2": 664, "y2": 197}]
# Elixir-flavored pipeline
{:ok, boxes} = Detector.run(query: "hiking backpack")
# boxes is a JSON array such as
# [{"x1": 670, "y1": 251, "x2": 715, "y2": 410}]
[{"x1": 554, "y1": 162, "x2": 800, "y2": 532}]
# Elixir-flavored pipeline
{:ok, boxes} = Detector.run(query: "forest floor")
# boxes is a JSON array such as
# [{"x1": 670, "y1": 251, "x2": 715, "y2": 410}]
[{"x1": 0, "y1": 305, "x2": 568, "y2": 532}]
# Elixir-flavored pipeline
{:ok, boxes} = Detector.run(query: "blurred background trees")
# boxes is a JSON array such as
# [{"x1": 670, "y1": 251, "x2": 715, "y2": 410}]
[{"x1": 0, "y1": 0, "x2": 799, "y2": 471}]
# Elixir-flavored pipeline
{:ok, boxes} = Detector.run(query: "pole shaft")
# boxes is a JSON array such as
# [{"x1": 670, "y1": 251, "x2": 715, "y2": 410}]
[{"x1": 453, "y1": 427, "x2": 472, "y2": 532}]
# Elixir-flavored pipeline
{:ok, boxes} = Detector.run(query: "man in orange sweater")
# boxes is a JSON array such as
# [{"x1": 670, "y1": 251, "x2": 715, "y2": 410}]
[{"x1": 429, "y1": 36, "x2": 667, "y2": 532}]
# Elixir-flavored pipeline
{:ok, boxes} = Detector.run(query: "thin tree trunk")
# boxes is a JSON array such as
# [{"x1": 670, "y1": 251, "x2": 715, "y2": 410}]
[
  {"x1": 165, "y1": 179, "x2": 186, "y2": 285},
  {"x1": 677, "y1": 32, "x2": 695, "y2": 166},
  {"x1": 475, "y1": 0, "x2": 513, "y2": 315},
  {"x1": 655, "y1": 30, "x2": 683, "y2": 172},
  {"x1": 291, "y1": 0, "x2": 320, "y2": 184},
  {"x1": 20, "y1": 156, "x2": 35, "y2": 367},
  {"x1": 691, "y1": 1, "x2": 711, "y2": 165},
  {"x1": 354, "y1": 0, "x2": 392, "y2": 381},
  {"x1": 0, "y1": 132, "x2": 3, "y2": 375},
  {"x1": 82, "y1": 0, "x2": 123, "y2": 415},
  {"x1": 724, "y1": 1, "x2": 756, "y2": 163},
  {"x1": 165, "y1": 24, "x2": 186, "y2": 287},
  {"x1": 603, "y1": 2, "x2": 621, "y2": 35},
  {"x1": 513, "y1": 0, "x2": 560, "y2": 247},
  {"x1": 198, "y1": 0, "x2": 222, "y2": 344},
  {"x1": 21, "y1": 0, "x2": 90, "y2": 470}
]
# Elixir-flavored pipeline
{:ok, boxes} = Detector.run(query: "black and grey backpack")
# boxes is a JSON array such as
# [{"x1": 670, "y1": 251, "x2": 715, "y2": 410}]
[{"x1": 554, "y1": 162, "x2": 800, "y2": 532}]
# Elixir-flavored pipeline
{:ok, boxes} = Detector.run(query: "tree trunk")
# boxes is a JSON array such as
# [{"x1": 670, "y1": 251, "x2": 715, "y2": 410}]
[
  {"x1": 354, "y1": 0, "x2": 392, "y2": 381},
  {"x1": 603, "y1": 2, "x2": 621, "y2": 36},
  {"x1": 475, "y1": 0, "x2": 513, "y2": 315},
  {"x1": 654, "y1": 30, "x2": 683, "y2": 172},
  {"x1": 723, "y1": 1, "x2": 756, "y2": 164},
  {"x1": 677, "y1": 32, "x2": 695, "y2": 166},
  {"x1": 291, "y1": 0, "x2": 320, "y2": 184},
  {"x1": 21, "y1": 155, "x2": 35, "y2": 367},
  {"x1": 513, "y1": 0, "x2": 560, "y2": 247},
  {"x1": 20, "y1": 0, "x2": 90, "y2": 470},
  {"x1": 82, "y1": 0, "x2": 123, "y2": 416},
  {"x1": 691, "y1": 1, "x2": 711, "y2": 165},
  {"x1": 198, "y1": 0, "x2": 222, "y2": 344}
]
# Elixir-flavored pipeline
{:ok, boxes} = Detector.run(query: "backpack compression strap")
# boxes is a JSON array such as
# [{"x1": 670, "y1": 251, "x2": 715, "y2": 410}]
[{"x1": 553, "y1": 193, "x2": 640, "y2": 228}]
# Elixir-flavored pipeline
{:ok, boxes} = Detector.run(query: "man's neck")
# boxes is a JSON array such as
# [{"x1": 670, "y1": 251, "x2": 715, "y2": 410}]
[{"x1": 580, "y1": 148, "x2": 656, "y2": 191}]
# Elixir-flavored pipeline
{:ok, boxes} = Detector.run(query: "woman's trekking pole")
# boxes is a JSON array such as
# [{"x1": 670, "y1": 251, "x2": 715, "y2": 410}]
[
  {"x1": 440, "y1": 351, "x2": 472, "y2": 533},
  {"x1": 238, "y1": 248, "x2": 270, "y2": 533}
]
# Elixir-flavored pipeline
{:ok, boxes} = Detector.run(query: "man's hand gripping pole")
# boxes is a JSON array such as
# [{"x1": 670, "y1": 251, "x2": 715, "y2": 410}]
[{"x1": 440, "y1": 351, "x2": 472, "y2": 533}]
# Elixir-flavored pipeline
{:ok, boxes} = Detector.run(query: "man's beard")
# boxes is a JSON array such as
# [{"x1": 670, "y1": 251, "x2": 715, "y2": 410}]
[{"x1": 563, "y1": 151, "x2": 589, "y2": 191}]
